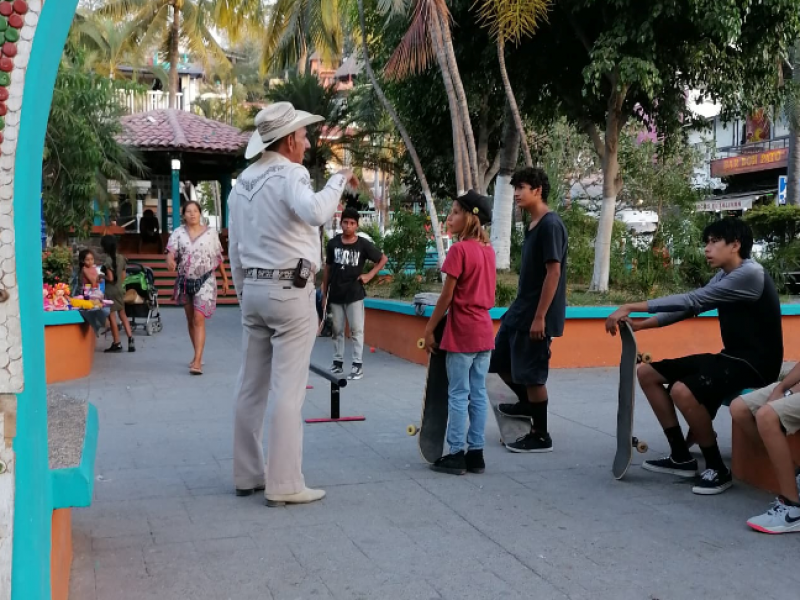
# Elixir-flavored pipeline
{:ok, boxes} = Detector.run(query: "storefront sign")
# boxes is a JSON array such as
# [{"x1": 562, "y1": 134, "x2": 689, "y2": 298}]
[
  {"x1": 695, "y1": 197, "x2": 754, "y2": 212},
  {"x1": 710, "y1": 147, "x2": 788, "y2": 177}
]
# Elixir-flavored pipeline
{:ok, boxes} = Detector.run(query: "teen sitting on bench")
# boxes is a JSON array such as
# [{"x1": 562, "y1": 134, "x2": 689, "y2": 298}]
[{"x1": 605, "y1": 218, "x2": 783, "y2": 495}]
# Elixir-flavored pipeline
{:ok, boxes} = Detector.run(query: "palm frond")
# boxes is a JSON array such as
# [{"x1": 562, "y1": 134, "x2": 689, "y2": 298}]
[
  {"x1": 181, "y1": 1, "x2": 231, "y2": 73},
  {"x1": 262, "y1": 0, "x2": 306, "y2": 73},
  {"x1": 97, "y1": 0, "x2": 161, "y2": 21},
  {"x1": 473, "y1": 0, "x2": 551, "y2": 46},
  {"x1": 377, "y1": 0, "x2": 412, "y2": 17},
  {"x1": 385, "y1": 0, "x2": 449, "y2": 80},
  {"x1": 211, "y1": 0, "x2": 267, "y2": 43}
]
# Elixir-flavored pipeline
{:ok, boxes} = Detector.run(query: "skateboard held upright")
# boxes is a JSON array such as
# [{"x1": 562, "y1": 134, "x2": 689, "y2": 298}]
[
  {"x1": 613, "y1": 321, "x2": 649, "y2": 480},
  {"x1": 407, "y1": 317, "x2": 449, "y2": 464}
]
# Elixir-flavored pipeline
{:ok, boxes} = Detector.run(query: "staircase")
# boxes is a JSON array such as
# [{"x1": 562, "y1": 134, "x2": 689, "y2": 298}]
[{"x1": 126, "y1": 254, "x2": 239, "y2": 307}]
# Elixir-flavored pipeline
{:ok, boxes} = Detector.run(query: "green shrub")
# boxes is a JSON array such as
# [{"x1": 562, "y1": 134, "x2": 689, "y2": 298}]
[
  {"x1": 559, "y1": 204, "x2": 597, "y2": 286},
  {"x1": 390, "y1": 272, "x2": 423, "y2": 298},
  {"x1": 744, "y1": 205, "x2": 800, "y2": 246},
  {"x1": 758, "y1": 241, "x2": 800, "y2": 293},
  {"x1": 383, "y1": 210, "x2": 428, "y2": 274},
  {"x1": 42, "y1": 246, "x2": 73, "y2": 287},
  {"x1": 495, "y1": 280, "x2": 517, "y2": 307}
]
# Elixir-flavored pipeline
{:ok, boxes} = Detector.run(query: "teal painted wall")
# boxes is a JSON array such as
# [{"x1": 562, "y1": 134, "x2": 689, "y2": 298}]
[{"x1": 12, "y1": 1, "x2": 80, "y2": 599}]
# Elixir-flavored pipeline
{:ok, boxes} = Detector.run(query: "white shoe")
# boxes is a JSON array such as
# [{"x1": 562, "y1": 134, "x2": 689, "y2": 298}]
[
  {"x1": 265, "y1": 487, "x2": 326, "y2": 507},
  {"x1": 747, "y1": 497, "x2": 800, "y2": 534}
]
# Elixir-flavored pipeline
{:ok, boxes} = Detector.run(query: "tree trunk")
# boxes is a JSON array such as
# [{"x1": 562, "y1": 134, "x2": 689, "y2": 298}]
[
  {"x1": 497, "y1": 39, "x2": 533, "y2": 167},
  {"x1": 787, "y1": 40, "x2": 800, "y2": 205},
  {"x1": 437, "y1": 10, "x2": 480, "y2": 190},
  {"x1": 168, "y1": 2, "x2": 180, "y2": 109},
  {"x1": 357, "y1": 0, "x2": 446, "y2": 269},
  {"x1": 589, "y1": 110, "x2": 623, "y2": 292},
  {"x1": 491, "y1": 102, "x2": 521, "y2": 270},
  {"x1": 429, "y1": 10, "x2": 469, "y2": 194}
]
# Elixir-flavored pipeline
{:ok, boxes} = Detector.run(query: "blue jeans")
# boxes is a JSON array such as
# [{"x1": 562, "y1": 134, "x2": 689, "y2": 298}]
[{"x1": 445, "y1": 351, "x2": 491, "y2": 453}]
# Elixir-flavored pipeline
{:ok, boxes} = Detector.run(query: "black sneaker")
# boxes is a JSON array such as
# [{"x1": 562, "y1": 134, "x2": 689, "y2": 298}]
[
  {"x1": 431, "y1": 451, "x2": 467, "y2": 475},
  {"x1": 235, "y1": 485, "x2": 265, "y2": 497},
  {"x1": 465, "y1": 449, "x2": 485, "y2": 474},
  {"x1": 642, "y1": 456, "x2": 698, "y2": 478},
  {"x1": 498, "y1": 402, "x2": 535, "y2": 420},
  {"x1": 330, "y1": 362, "x2": 343, "y2": 375},
  {"x1": 505, "y1": 431, "x2": 553, "y2": 453},
  {"x1": 692, "y1": 468, "x2": 733, "y2": 495},
  {"x1": 348, "y1": 364, "x2": 364, "y2": 381},
  {"x1": 128, "y1": 337, "x2": 136, "y2": 353},
  {"x1": 104, "y1": 342, "x2": 123, "y2": 353}
]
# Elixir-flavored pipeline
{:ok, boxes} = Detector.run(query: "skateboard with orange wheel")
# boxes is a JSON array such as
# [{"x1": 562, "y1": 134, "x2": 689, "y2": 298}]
[
  {"x1": 406, "y1": 318, "x2": 449, "y2": 464},
  {"x1": 614, "y1": 321, "x2": 649, "y2": 479}
]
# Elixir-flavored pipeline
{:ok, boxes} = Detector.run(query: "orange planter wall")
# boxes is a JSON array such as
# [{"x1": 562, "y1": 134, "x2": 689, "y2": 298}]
[
  {"x1": 364, "y1": 307, "x2": 800, "y2": 368},
  {"x1": 45, "y1": 324, "x2": 96, "y2": 384},
  {"x1": 51, "y1": 509, "x2": 72, "y2": 600}
]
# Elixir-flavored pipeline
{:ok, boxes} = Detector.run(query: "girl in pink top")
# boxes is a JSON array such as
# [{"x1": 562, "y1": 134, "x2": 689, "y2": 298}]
[{"x1": 423, "y1": 190, "x2": 497, "y2": 475}]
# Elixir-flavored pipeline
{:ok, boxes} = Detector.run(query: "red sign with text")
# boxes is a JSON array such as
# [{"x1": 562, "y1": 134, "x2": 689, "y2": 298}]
[{"x1": 710, "y1": 147, "x2": 788, "y2": 177}]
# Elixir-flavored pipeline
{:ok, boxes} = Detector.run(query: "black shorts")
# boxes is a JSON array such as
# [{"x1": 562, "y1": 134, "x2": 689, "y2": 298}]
[
  {"x1": 650, "y1": 353, "x2": 764, "y2": 416},
  {"x1": 489, "y1": 322, "x2": 551, "y2": 386}
]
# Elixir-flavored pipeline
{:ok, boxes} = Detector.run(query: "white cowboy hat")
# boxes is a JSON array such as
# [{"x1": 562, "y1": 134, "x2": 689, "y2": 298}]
[{"x1": 245, "y1": 102, "x2": 325, "y2": 159}]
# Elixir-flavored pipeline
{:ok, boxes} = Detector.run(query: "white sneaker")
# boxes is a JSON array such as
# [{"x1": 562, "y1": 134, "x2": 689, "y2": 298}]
[
  {"x1": 747, "y1": 497, "x2": 800, "y2": 534},
  {"x1": 265, "y1": 487, "x2": 326, "y2": 507}
]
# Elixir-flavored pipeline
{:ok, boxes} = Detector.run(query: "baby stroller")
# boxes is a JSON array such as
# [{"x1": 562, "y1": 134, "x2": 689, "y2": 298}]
[{"x1": 124, "y1": 263, "x2": 163, "y2": 336}]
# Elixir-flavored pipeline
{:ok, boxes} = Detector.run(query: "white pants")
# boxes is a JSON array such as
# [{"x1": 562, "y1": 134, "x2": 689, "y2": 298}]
[
  {"x1": 233, "y1": 279, "x2": 316, "y2": 495},
  {"x1": 330, "y1": 300, "x2": 365, "y2": 366}
]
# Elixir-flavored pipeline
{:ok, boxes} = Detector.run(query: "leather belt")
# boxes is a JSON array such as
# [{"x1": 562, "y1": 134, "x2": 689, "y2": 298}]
[{"x1": 244, "y1": 268, "x2": 295, "y2": 280}]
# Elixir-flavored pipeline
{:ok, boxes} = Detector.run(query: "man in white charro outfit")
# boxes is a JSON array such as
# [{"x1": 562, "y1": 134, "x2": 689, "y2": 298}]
[{"x1": 228, "y1": 102, "x2": 357, "y2": 506}]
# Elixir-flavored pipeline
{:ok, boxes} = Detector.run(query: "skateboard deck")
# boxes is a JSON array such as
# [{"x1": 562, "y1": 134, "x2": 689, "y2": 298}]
[
  {"x1": 407, "y1": 318, "x2": 448, "y2": 464},
  {"x1": 487, "y1": 375, "x2": 532, "y2": 446},
  {"x1": 613, "y1": 322, "x2": 649, "y2": 480}
]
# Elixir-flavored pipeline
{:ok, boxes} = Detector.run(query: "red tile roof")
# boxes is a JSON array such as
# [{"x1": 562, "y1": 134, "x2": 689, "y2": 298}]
[{"x1": 118, "y1": 109, "x2": 250, "y2": 154}]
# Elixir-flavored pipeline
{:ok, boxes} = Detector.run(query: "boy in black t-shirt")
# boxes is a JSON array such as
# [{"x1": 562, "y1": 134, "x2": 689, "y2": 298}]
[
  {"x1": 490, "y1": 167, "x2": 569, "y2": 453},
  {"x1": 323, "y1": 207, "x2": 388, "y2": 380},
  {"x1": 605, "y1": 218, "x2": 783, "y2": 495}
]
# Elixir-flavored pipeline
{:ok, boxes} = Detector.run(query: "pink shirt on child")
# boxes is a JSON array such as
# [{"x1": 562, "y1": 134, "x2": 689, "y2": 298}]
[{"x1": 439, "y1": 239, "x2": 497, "y2": 353}]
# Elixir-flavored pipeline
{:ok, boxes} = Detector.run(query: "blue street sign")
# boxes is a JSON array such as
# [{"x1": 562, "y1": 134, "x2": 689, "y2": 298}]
[{"x1": 779, "y1": 175, "x2": 788, "y2": 205}]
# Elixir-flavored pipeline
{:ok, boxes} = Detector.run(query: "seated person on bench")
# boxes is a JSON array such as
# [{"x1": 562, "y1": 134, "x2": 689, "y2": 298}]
[
  {"x1": 731, "y1": 368, "x2": 800, "y2": 534},
  {"x1": 605, "y1": 218, "x2": 783, "y2": 495}
]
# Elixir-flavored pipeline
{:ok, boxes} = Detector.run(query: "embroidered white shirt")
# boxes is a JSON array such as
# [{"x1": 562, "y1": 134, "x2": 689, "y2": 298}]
[{"x1": 227, "y1": 152, "x2": 346, "y2": 295}]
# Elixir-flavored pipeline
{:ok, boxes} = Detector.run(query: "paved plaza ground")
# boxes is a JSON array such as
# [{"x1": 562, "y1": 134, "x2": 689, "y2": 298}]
[{"x1": 54, "y1": 307, "x2": 800, "y2": 600}]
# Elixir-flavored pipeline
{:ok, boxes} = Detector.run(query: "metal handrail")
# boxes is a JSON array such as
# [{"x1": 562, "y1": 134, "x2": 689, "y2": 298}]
[{"x1": 715, "y1": 136, "x2": 790, "y2": 159}]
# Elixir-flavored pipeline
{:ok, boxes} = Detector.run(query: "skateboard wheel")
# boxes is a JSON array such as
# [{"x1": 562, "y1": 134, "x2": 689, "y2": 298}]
[
  {"x1": 416, "y1": 338, "x2": 425, "y2": 350},
  {"x1": 406, "y1": 424, "x2": 418, "y2": 436},
  {"x1": 635, "y1": 440, "x2": 648, "y2": 453},
  {"x1": 641, "y1": 352, "x2": 652, "y2": 364}
]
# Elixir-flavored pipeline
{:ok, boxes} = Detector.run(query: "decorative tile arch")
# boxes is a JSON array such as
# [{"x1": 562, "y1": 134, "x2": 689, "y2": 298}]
[{"x1": 0, "y1": 1, "x2": 80, "y2": 599}]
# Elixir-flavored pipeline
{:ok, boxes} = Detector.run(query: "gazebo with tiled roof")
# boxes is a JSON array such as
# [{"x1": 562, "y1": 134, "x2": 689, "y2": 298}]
[{"x1": 117, "y1": 109, "x2": 250, "y2": 232}]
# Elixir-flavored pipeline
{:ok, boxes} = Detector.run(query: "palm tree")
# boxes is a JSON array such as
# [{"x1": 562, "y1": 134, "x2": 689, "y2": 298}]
[
  {"x1": 474, "y1": 0, "x2": 551, "y2": 168},
  {"x1": 71, "y1": 16, "x2": 144, "y2": 79},
  {"x1": 358, "y1": 0, "x2": 447, "y2": 269},
  {"x1": 265, "y1": 74, "x2": 351, "y2": 188},
  {"x1": 384, "y1": 0, "x2": 479, "y2": 193},
  {"x1": 100, "y1": 0, "x2": 247, "y2": 109},
  {"x1": 261, "y1": 0, "x2": 345, "y2": 76}
]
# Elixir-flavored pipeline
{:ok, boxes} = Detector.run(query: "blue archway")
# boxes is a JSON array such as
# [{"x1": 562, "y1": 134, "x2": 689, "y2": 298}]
[{"x1": 12, "y1": 1, "x2": 79, "y2": 598}]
